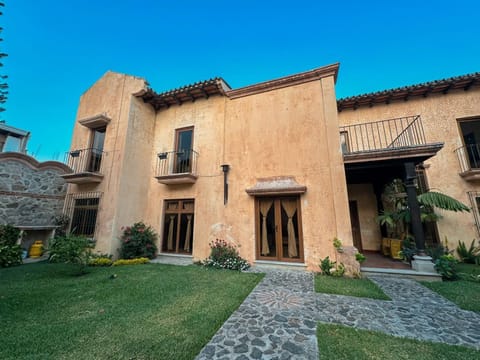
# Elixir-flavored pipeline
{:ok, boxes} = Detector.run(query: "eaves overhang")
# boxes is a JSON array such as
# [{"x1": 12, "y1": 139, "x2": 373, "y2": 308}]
[
  {"x1": 134, "y1": 78, "x2": 231, "y2": 111},
  {"x1": 338, "y1": 72, "x2": 480, "y2": 111},
  {"x1": 135, "y1": 63, "x2": 340, "y2": 110}
]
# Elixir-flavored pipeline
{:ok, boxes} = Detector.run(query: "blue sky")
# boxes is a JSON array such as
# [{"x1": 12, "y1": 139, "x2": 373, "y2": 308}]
[{"x1": 3, "y1": 0, "x2": 479, "y2": 161}]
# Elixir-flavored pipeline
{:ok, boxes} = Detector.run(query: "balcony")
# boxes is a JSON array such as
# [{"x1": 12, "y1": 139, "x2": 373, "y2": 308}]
[
  {"x1": 339, "y1": 115, "x2": 443, "y2": 164},
  {"x1": 61, "y1": 148, "x2": 105, "y2": 184},
  {"x1": 155, "y1": 149, "x2": 198, "y2": 185},
  {"x1": 455, "y1": 144, "x2": 480, "y2": 181}
]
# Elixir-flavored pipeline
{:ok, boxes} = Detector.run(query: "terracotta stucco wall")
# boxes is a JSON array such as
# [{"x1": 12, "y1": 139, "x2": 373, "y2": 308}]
[
  {"x1": 113, "y1": 96, "x2": 156, "y2": 254},
  {"x1": 347, "y1": 183, "x2": 382, "y2": 251},
  {"x1": 66, "y1": 72, "x2": 148, "y2": 254},
  {"x1": 224, "y1": 77, "x2": 352, "y2": 269},
  {"x1": 67, "y1": 69, "x2": 353, "y2": 269},
  {"x1": 338, "y1": 87, "x2": 480, "y2": 249},
  {"x1": 145, "y1": 97, "x2": 226, "y2": 260}
]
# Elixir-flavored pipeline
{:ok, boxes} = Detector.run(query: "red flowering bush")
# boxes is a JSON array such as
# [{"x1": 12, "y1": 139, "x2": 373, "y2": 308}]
[{"x1": 119, "y1": 222, "x2": 157, "y2": 259}]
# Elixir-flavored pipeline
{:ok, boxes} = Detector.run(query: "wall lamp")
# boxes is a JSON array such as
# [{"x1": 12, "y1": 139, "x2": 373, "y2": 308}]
[{"x1": 221, "y1": 164, "x2": 230, "y2": 205}]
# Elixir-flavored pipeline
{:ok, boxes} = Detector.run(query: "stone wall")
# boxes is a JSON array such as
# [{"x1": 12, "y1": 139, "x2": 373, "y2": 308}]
[{"x1": 0, "y1": 153, "x2": 70, "y2": 227}]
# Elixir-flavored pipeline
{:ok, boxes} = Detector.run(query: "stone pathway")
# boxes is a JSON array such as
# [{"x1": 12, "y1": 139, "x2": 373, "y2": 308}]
[
  {"x1": 196, "y1": 270, "x2": 318, "y2": 359},
  {"x1": 196, "y1": 270, "x2": 480, "y2": 359},
  {"x1": 315, "y1": 275, "x2": 480, "y2": 349}
]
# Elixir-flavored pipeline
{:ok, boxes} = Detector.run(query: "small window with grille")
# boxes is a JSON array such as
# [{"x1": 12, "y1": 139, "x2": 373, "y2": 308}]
[{"x1": 64, "y1": 192, "x2": 102, "y2": 238}]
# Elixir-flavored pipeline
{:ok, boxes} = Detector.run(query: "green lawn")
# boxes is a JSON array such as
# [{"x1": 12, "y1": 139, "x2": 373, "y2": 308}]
[
  {"x1": 421, "y1": 263, "x2": 480, "y2": 313},
  {"x1": 317, "y1": 323, "x2": 480, "y2": 360},
  {"x1": 315, "y1": 275, "x2": 390, "y2": 300},
  {"x1": 0, "y1": 262, "x2": 263, "y2": 360}
]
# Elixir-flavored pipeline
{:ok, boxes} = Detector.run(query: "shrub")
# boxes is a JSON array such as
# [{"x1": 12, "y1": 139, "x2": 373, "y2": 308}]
[
  {"x1": 400, "y1": 238, "x2": 416, "y2": 263},
  {"x1": 0, "y1": 225, "x2": 22, "y2": 268},
  {"x1": 119, "y1": 222, "x2": 157, "y2": 260},
  {"x1": 89, "y1": 257, "x2": 113, "y2": 267},
  {"x1": 332, "y1": 262, "x2": 345, "y2": 277},
  {"x1": 0, "y1": 224, "x2": 20, "y2": 246},
  {"x1": 434, "y1": 254, "x2": 458, "y2": 280},
  {"x1": 333, "y1": 237, "x2": 343, "y2": 253},
  {"x1": 48, "y1": 235, "x2": 94, "y2": 275},
  {"x1": 0, "y1": 244, "x2": 23, "y2": 267},
  {"x1": 355, "y1": 252, "x2": 366, "y2": 264},
  {"x1": 54, "y1": 215, "x2": 70, "y2": 238},
  {"x1": 320, "y1": 256, "x2": 336, "y2": 275},
  {"x1": 456, "y1": 240, "x2": 480, "y2": 264},
  {"x1": 112, "y1": 257, "x2": 149, "y2": 266},
  {"x1": 202, "y1": 239, "x2": 249, "y2": 271},
  {"x1": 426, "y1": 243, "x2": 450, "y2": 261},
  {"x1": 91, "y1": 252, "x2": 113, "y2": 260},
  {"x1": 319, "y1": 256, "x2": 346, "y2": 277}
]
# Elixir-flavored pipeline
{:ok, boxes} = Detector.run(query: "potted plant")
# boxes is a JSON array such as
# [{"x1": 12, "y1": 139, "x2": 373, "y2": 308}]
[{"x1": 376, "y1": 178, "x2": 470, "y2": 261}]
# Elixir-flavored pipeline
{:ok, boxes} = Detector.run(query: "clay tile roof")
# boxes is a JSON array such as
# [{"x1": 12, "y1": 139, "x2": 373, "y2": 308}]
[
  {"x1": 136, "y1": 77, "x2": 231, "y2": 110},
  {"x1": 337, "y1": 72, "x2": 480, "y2": 111}
]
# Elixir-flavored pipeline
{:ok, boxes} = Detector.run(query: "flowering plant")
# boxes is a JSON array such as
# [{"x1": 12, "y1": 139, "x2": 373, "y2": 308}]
[
  {"x1": 202, "y1": 238, "x2": 250, "y2": 271},
  {"x1": 113, "y1": 257, "x2": 150, "y2": 266},
  {"x1": 119, "y1": 222, "x2": 157, "y2": 259}
]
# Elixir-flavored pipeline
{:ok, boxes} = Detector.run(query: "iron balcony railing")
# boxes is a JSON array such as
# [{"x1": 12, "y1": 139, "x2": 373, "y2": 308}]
[
  {"x1": 64, "y1": 148, "x2": 105, "y2": 174},
  {"x1": 156, "y1": 149, "x2": 198, "y2": 177},
  {"x1": 454, "y1": 144, "x2": 480, "y2": 173},
  {"x1": 339, "y1": 115, "x2": 426, "y2": 154}
]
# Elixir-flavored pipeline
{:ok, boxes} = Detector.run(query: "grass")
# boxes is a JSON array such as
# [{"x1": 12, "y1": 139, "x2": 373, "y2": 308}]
[
  {"x1": 315, "y1": 275, "x2": 390, "y2": 300},
  {"x1": 0, "y1": 262, "x2": 263, "y2": 360},
  {"x1": 421, "y1": 262, "x2": 480, "y2": 313},
  {"x1": 317, "y1": 323, "x2": 480, "y2": 360}
]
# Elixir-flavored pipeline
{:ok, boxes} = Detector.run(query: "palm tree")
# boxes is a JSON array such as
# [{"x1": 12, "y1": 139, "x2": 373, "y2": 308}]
[{"x1": 377, "y1": 179, "x2": 470, "y2": 240}]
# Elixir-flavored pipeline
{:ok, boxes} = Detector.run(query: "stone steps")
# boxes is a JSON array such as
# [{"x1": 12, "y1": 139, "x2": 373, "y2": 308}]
[
  {"x1": 151, "y1": 253, "x2": 193, "y2": 266},
  {"x1": 251, "y1": 260, "x2": 307, "y2": 272},
  {"x1": 361, "y1": 266, "x2": 442, "y2": 281}
]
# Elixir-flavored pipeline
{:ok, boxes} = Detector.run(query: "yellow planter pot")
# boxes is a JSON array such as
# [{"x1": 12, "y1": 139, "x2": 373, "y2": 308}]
[
  {"x1": 29, "y1": 241, "x2": 44, "y2": 258},
  {"x1": 382, "y1": 237, "x2": 392, "y2": 256},
  {"x1": 389, "y1": 239, "x2": 403, "y2": 260}
]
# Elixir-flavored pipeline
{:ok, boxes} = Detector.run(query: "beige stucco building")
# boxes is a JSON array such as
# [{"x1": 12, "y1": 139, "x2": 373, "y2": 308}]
[{"x1": 61, "y1": 64, "x2": 480, "y2": 271}]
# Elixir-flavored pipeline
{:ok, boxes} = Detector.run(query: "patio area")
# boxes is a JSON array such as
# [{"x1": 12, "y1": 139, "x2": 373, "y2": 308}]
[{"x1": 361, "y1": 250, "x2": 411, "y2": 270}]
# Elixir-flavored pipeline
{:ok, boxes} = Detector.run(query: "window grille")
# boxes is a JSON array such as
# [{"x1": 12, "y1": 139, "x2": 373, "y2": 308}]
[{"x1": 64, "y1": 191, "x2": 102, "y2": 238}]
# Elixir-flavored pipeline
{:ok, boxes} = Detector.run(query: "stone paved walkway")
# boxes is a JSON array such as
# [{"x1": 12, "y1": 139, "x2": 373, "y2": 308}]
[
  {"x1": 316, "y1": 275, "x2": 480, "y2": 349},
  {"x1": 195, "y1": 270, "x2": 480, "y2": 360}
]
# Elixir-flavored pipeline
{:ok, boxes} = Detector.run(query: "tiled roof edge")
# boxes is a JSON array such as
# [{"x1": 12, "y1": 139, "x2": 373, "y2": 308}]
[{"x1": 337, "y1": 72, "x2": 480, "y2": 110}]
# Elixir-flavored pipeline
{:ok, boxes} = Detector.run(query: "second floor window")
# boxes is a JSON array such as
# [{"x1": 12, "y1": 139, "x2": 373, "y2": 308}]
[
  {"x1": 174, "y1": 127, "x2": 193, "y2": 173},
  {"x1": 459, "y1": 119, "x2": 480, "y2": 169},
  {"x1": 88, "y1": 127, "x2": 106, "y2": 172}
]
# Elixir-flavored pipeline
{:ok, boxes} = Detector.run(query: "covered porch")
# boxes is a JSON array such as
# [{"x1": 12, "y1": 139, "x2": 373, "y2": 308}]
[{"x1": 340, "y1": 115, "x2": 443, "y2": 275}]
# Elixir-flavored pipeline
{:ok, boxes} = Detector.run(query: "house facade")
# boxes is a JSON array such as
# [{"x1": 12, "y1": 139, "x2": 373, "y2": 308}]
[
  {"x1": 338, "y1": 73, "x2": 480, "y2": 255},
  {"x1": 61, "y1": 64, "x2": 480, "y2": 271}
]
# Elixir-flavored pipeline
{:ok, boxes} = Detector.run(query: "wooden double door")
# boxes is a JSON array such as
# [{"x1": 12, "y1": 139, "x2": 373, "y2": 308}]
[{"x1": 255, "y1": 196, "x2": 304, "y2": 262}]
